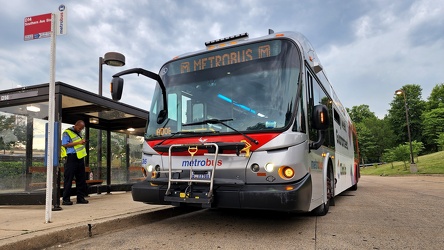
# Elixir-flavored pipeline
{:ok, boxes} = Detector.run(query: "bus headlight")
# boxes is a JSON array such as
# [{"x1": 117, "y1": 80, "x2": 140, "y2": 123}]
[
  {"x1": 147, "y1": 164, "x2": 160, "y2": 172},
  {"x1": 264, "y1": 163, "x2": 274, "y2": 172},
  {"x1": 147, "y1": 164, "x2": 154, "y2": 172}
]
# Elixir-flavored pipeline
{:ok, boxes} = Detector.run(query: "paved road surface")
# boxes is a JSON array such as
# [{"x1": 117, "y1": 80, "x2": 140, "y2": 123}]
[{"x1": 48, "y1": 175, "x2": 444, "y2": 249}]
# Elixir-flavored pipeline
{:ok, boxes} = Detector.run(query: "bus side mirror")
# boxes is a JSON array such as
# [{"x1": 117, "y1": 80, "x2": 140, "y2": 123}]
[
  {"x1": 110, "y1": 77, "x2": 124, "y2": 101},
  {"x1": 312, "y1": 104, "x2": 329, "y2": 130},
  {"x1": 310, "y1": 104, "x2": 329, "y2": 150}
]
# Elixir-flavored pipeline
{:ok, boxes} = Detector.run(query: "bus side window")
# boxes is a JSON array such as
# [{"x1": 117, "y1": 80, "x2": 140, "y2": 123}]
[
  {"x1": 293, "y1": 82, "x2": 306, "y2": 133},
  {"x1": 334, "y1": 109, "x2": 340, "y2": 124}
]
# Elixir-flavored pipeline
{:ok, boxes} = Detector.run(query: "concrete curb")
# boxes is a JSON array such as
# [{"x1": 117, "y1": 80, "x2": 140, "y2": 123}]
[{"x1": 0, "y1": 206, "x2": 199, "y2": 250}]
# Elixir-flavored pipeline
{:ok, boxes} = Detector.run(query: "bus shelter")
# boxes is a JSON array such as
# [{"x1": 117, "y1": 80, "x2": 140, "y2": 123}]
[{"x1": 0, "y1": 82, "x2": 148, "y2": 206}]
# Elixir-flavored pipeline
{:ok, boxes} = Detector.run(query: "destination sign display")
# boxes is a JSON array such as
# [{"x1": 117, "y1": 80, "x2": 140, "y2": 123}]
[{"x1": 164, "y1": 40, "x2": 282, "y2": 76}]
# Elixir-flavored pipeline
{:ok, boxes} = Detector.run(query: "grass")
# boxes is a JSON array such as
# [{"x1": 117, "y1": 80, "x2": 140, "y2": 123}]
[{"x1": 360, "y1": 151, "x2": 444, "y2": 176}]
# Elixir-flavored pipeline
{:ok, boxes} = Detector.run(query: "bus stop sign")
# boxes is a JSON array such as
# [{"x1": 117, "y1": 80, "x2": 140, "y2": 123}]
[{"x1": 24, "y1": 13, "x2": 52, "y2": 41}]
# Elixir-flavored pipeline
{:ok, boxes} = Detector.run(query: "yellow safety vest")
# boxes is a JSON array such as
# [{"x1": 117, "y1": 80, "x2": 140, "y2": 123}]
[{"x1": 61, "y1": 128, "x2": 87, "y2": 159}]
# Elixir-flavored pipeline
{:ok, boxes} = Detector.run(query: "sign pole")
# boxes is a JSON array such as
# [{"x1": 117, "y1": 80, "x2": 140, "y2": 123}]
[{"x1": 45, "y1": 13, "x2": 57, "y2": 224}]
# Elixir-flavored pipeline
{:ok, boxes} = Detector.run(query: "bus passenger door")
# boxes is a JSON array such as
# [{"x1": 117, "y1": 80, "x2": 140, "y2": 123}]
[{"x1": 306, "y1": 70, "x2": 334, "y2": 207}]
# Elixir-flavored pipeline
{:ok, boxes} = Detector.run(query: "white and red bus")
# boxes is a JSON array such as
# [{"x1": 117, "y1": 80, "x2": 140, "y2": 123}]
[{"x1": 111, "y1": 30, "x2": 359, "y2": 215}]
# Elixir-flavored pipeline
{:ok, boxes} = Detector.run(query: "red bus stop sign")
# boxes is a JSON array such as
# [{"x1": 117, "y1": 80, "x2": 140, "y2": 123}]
[{"x1": 24, "y1": 13, "x2": 52, "y2": 41}]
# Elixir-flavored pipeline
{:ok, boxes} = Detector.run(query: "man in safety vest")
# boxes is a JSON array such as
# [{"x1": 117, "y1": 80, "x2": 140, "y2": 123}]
[{"x1": 61, "y1": 120, "x2": 89, "y2": 205}]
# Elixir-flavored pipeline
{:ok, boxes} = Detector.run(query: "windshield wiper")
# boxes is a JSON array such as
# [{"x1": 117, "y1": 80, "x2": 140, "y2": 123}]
[
  {"x1": 182, "y1": 118, "x2": 259, "y2": 144},
  {"x1": 155, "y1": 131, "x2": 219, "y2": 146}
]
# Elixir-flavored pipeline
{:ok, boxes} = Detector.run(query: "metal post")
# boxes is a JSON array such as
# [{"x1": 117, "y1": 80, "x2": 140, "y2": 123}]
[
  {"x1": 98, "y1": 57, "x2": 104, "y2": 95},
  {"x1": 402, "y1": 92, "x2": 414, "y2": 165},
  {"x1": 98, "y1": 57, "x2": 103, "y2": 184},
  {"x1": 396, "y1": 89, "x2": 417, "y2": 173},
  {"x1": 45, "y1": 13, "x2": 57, "y2": 224},
  {"x1": 106, "y1": 130, "x2": 112, "y2": 194}
]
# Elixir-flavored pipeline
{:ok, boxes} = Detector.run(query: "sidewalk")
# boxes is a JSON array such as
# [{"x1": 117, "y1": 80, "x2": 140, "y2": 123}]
[{"x1": 0, "y1": 191, "x2": 172, "y2": 250}]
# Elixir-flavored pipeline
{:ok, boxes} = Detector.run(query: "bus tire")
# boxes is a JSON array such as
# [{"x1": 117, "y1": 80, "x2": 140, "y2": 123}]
[
  {"x1": 312, "y1": 202, "x2": 329, "y2": 216},
  {"x1": 349, "y1": 183, "x2": 358, "y2": 191},
  {"x1": 329, "y1": 168, "x2": 335, "y2": 206}
]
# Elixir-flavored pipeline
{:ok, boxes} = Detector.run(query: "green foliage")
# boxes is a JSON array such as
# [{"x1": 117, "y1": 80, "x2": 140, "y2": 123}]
[
  {"x1": 0, "y1": 162, "x2": 25, "y2": 178},
  {"x1": 388, "y1": 84, "x2": 426, "y2": 145},
  {"x1": 421, "y1": 107, "x2": 444, "y2": 151},
  {"x1": 392, "y1": 144, "x2": 410, "y2": 170},
  {"x1": 361, "y1": 150, "x2": 444, "y2": 176},
  {"x1": 411, "y1": 140, "x2": 424, "y2": 162},
  {"x1": 381, "y1": 149, "x2": 396, "y2": 168},
  {"x1": 436, "y1": 133, "x2": 444, "y2": 151},
  {"x1": 355, "y1": 122, "x2": 378, "y2": 163},
  {"x1": 426, "y1": 83, "x2": 444, "y2": 111},
  {"x1": 352, "y1": 107, "x2": 395, "y2": 163},
  {"x1": 347, "y1": 104, "x2": 376, "y2": 123}
]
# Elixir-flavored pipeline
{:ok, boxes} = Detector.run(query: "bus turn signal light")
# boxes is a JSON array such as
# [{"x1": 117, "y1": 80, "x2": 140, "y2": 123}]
[{"x1": 279, "y1": 166, "x2": 295, "y2": 179}]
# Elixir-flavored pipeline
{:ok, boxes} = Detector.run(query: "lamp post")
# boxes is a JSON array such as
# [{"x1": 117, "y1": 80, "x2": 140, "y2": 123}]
[
  {"x1": 98, "y1": 52, "x2": 125, "y2": 187},
  {"x1": 395, "y1": 89, "x2": 417, "y2": 172}
]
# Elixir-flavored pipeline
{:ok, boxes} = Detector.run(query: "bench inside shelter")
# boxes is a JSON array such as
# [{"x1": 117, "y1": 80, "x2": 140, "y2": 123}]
[{"x1": 28, "y1": 166, "x2": 103, "y2": 189}]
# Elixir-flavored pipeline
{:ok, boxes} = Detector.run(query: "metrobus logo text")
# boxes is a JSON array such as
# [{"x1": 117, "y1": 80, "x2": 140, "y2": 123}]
[
  {"x1": 180, "y1": 45, "x2": 271, "y2": 73},
  {"x1": 181, "y1": 158, "x2": 223, "y2": 167}
]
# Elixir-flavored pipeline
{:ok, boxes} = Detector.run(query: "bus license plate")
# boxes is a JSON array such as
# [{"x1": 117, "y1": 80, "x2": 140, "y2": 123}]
[{"x1": 192, "y1": 171, "x2": 211, "y2": 179}]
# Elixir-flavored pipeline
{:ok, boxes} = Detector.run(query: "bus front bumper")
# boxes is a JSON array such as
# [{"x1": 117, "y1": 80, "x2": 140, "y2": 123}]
[{"x1": 132, "y1": 173, "x2": 312, "y2": 212}]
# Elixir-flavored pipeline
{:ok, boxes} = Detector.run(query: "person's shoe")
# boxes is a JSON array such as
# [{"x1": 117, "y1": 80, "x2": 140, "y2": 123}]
[
  {"x1": 77, "y1": 198, "x2": 89, "y2": 204},
  {"x1": 62, "y1": 200, "x2": 73, "y2": 205}
]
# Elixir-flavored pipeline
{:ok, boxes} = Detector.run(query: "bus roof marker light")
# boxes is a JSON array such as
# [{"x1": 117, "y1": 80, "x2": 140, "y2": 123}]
[
  {"x1": 205, "y1": 33, "x2": 249, "y2": 47},
  {"x1": 313, "y1": 61, "x2": 323, "y2": 73}
]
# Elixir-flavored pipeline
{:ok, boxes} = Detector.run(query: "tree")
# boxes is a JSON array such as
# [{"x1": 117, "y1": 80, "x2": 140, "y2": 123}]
[
  {"x1": 410, "y1": 140, "x2": 424, "y2": 162},
  {"x1": 435, "y1": 133, "x2": 444, "y2": 151},
  {"x1": 426, "y1": 83, "x2": 444, "y2": 111},
  {"x1": 355, "y1": 122, "x2": 378, "y2": 164},
  {"x1": 0, "y1": 115, "x2": 18, "y2": 154},
  {"x1": 388, "y1": 84, "x2": 426, "y2": 145},
  {"x1": 381, "y1": 149, "x2": 396, "y2": 169},
  {"x1": 350, "y1": 105, "x2": 396, "y2": 163},
  {"x1": 347, "y1": 105, "x2": 376, "y2": 123},
  {"x1": 421, "y1": 107, "x2": 444, "y2": 152},
  {"x1": 363, "y1": 116, "x2": 396, "y2": 160},
  {"x1": 392, "y1": 144, "x2": 410, "y2": 170}
]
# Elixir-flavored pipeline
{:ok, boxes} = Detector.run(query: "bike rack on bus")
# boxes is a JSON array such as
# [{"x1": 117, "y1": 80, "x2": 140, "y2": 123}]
[{"x1": 164, "y1": 143, "x2": 219, "y2": 206}]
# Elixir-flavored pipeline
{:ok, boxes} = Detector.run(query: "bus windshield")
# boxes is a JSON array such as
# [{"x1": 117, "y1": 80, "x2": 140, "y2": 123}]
[{"x1": 146, "y1": 39, "x2": 301, "y2": 139}]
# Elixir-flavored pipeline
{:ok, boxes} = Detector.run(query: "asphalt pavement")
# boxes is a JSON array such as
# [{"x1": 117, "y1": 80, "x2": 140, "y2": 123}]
[{"x1": 1, "y1": 175, "x2": 443, "y2": 250}]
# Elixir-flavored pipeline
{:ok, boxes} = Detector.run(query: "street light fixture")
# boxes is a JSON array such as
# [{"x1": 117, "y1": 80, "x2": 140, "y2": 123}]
[
  {"x1": 98, "y1": 52, "x2": 126, "y2": 188},
  {"x1": 395, "y1": 89, "x2": 417, "y2": 172},
  {"x1": 99, "y1": 52, "x2": 125, "y2": 95}
]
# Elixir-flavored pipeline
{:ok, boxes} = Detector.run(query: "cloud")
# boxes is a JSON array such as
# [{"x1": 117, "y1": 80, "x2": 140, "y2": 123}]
[{"x1": 1, "y1": 0, "x2": 444, "y2": 121}]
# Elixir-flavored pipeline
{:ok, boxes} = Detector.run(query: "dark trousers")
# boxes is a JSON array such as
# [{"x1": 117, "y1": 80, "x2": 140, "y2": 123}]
[{"x1": 62, "y1": 154, "x2": 87, "y2": 201}]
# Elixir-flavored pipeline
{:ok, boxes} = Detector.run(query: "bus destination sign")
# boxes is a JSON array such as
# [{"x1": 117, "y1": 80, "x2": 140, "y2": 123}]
[{"x1": 165, "y1": 40, "x2": 282, "y2": 76}]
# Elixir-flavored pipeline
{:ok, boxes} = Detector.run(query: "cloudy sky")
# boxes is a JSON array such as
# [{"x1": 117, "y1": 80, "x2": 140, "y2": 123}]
[{"x1": 0, "y1": 0, "x2": 443, "y2": 118}]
